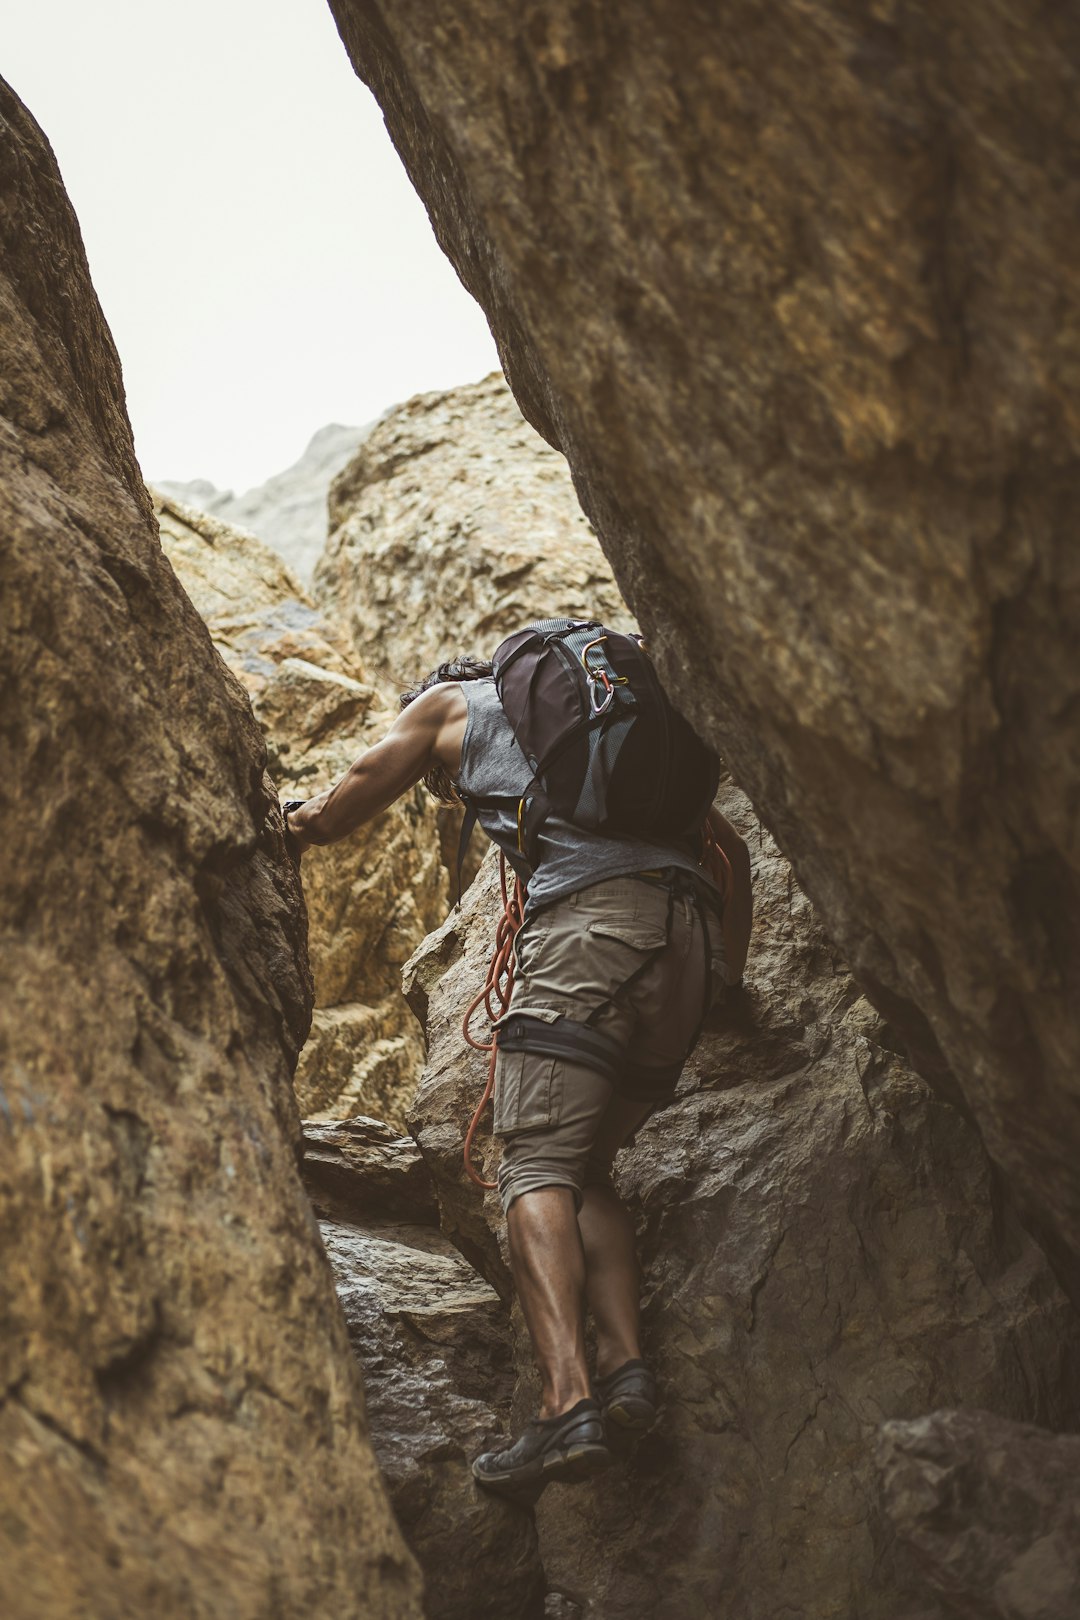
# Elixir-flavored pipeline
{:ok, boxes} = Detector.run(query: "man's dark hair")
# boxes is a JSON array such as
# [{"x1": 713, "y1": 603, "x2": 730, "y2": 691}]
[{"x1": 400, "y1": 657, "x2": 493, "y2": 804}]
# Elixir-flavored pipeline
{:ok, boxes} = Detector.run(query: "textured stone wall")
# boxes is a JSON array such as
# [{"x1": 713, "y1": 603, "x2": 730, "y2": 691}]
[
  {"x1": 156, "y1": 493, "x2": 448, "y2": 1127},
  {"x1": 328, "y1": 0, "x2": 1080, "y2": 1299},
  {"x1": 877, "y1": 1409, "x2": 1080, "y2": 1620},
  {"x1": 0, "y1": 79, "x2": 421, "y2": 1619},
  {"x1": 316, "y1": 372, "x2": 633, "y2": 687}
]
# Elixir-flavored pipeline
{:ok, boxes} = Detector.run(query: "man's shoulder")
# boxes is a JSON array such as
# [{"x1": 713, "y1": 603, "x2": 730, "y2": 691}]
[{"x1": 413, "y1": 680, "x2": 473, "y2": 721}]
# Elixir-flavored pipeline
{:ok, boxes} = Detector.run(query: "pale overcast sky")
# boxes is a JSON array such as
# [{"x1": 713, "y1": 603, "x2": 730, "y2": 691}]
[{"x1": 1, "y1": 0, "x2": 500, "y2": 491}]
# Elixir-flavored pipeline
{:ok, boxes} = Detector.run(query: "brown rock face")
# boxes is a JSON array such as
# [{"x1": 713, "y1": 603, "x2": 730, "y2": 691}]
[
  {"x1": 0, "y1": 81, "x2": 420, "y2": 1618},
  {"x1": 316, "y1": 372, "x2": 633, "y2": 687},
  {"x1": 155, "y1": 493, "x2": 449, "y2": 1126},
  {"x1": 328, "y1": 2, "x2": 1080, "y2": 1294},
  {"x1": 403, "y1": 803, "x2": 1080, "y2": 1616},
  {"x1": 302, "y1": 1120, "x2": 545, "y2": 1620},
  {"x1": 877, "y1": 1410, "x2": 1080, "y2": 1619}
]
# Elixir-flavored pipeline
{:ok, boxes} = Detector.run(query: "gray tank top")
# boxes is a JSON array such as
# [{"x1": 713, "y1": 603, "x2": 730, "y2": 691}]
[{"x1": 454, "y1": 679, "x2": 718, "y2": 915}]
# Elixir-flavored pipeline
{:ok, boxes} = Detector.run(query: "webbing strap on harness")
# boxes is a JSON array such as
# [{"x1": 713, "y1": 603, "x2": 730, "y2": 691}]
[
  {"x1": 454, "y1": 800, "x2": 479, "y2": 905},
  {"x1": 497, "y1": 1011, "x2": 684, "y2": 1095},
  {"x1": 496, "y1": 1013, "x2": 624, "y2": 1082}
]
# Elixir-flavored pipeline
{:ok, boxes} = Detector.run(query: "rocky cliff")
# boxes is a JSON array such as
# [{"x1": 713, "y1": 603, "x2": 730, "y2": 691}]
[
  {"x1": 154, "y1": 492, "x2": 449, "y2": 1127},
  {"x1": 328, "y1": 0, "x2": 1080, "y2": 1302},
  {"x1": 159, "y1": 422, "x2": 370, "y2": 582},
  {"x1": 316, "y1": 373, "x2": 633, "y2": 687},
  {"x1": 402, "y1": 809, "x2": 1080, "y2": 1618},
  {"x1": 0, "y1": 79, "x2": 421, "y2": 1619}
]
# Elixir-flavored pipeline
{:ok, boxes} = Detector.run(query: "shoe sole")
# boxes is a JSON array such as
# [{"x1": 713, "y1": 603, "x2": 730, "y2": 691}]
[{"x1": 473, "y1": 1442, "x2": 612, "y2": 1499}]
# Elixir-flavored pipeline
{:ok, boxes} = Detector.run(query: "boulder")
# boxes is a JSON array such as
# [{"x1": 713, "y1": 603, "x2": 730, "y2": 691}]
[
  {"x1": 315, "y1": 372, "x2": 634, "y2": 687},
  {"x1": 302, "y1": 1121, "x2": 546, "y2": 1619},
  {"x1": 0, "y1": 78, "x2": 420, "y2": 1618},
  {"x1": 328, "y1": 0, "x2": 1080, "y2": 1298},
  {"x1": 402, "y1": 798, "x2": 1080, "y2": 1617},
  {"x1": 155, "y1": 492, "x2": 449, "y2": 1127},
  {"x1": 877, "y1": 1409, "x2": 1080, "y2": 1619},
  {"x1": 159, "y1": 421, "x2": 370, "y2": 582},
  {"x1": 303, "y1": 1115, "x2": 440, "y2": 1225}
]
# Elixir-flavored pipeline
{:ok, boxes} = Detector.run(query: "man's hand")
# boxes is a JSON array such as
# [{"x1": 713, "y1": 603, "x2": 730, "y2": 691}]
[{"x1": 281, "y1": 800, "x2": 308, "y2": 864}]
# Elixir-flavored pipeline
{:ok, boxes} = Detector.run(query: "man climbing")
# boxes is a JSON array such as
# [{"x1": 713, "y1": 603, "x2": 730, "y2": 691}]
[{"x1": 285, "y1": 629, "x2": 752, "y2": 1502}]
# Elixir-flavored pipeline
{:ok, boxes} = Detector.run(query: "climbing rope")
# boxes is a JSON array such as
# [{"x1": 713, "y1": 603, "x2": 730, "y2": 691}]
[
  {"x1": 461, "y1": 853, "x2": 526, "y2": 1189},
  {"x1": 702, "y1": 815, "x2": 734, "y2": 906}
]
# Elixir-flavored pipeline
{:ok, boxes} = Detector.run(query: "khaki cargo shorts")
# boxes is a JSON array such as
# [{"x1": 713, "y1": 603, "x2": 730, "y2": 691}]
[{"x1": 493, "y1": 870, "x2": 724, "y2": 1213}]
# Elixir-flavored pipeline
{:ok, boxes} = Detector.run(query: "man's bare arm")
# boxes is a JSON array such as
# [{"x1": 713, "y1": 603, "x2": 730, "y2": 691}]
[
  {"x1": 286, "y1": 686, "x2": 454, "y2": 849},
  {"x1": 707, "y1": 805, "x2": 753, "y2": 986}
]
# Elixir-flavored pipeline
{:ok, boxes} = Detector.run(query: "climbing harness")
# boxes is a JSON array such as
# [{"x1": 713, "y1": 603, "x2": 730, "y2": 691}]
[{"x1": 460, "y1": 815, "x2": 733, "y2": 1191}]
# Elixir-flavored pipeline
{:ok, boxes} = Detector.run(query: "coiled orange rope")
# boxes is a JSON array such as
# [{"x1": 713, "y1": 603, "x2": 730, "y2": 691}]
[{"x1": 461, "y1": 853, "x2": 526, "y2": 1189}]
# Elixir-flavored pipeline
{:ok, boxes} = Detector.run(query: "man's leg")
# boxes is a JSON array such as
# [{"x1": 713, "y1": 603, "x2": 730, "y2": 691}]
[
  {"x1": 497, "y1": 1054, "x2": 614, "y2": 1418},
  {"x1": 577, "y1": 1095, "x2": 654, "y2": 1376},
  {"x1": 473, "y1": 1065, "x2": 614, "y2": 1495},
  {"x1": 506, "y1": 1186, "x2": 592, "y2": 1418}
]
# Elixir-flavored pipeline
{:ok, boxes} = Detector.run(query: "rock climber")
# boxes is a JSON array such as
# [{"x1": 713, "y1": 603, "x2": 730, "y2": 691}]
[{"x1": 285, "y1": 648, "x2": 752, "y2": 1500}]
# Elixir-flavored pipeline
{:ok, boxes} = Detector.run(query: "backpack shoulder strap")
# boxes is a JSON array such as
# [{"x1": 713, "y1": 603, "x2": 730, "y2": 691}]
[{"x1": 454, "y1": 800, "x2": 479, "y2": 906}]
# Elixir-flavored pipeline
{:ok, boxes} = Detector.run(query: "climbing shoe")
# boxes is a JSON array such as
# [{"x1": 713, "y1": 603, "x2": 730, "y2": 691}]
[
  {"x1": 472, "y1": 1398, "x2": 611, "y2": 1501},
  {"x1": 595, "y1": 1359, "x2": 657, "y2": 1442}
]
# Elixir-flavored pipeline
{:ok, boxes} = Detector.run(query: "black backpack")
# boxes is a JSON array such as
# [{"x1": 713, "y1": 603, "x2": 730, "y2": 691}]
[{"x1": 482, "y1": 616, "x2": 720, "y2": 874}]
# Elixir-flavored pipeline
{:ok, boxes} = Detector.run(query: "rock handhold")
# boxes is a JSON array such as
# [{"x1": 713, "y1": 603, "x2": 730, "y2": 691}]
[
  {"x1": 303, "y1": 1116, "x2": 440, "y2": 1226},
  {"x1": 156, "y1": 491, "x2": 449, "y2": 1127},
  {"x1": 877, "y1": 1409, "x2": 1080, "y2": 1620}
]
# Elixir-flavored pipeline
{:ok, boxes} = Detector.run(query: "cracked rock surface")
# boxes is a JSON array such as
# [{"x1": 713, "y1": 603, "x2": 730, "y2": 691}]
[
  {"x1": 0, "y1": 79, "x2": 420, "y2": 1619},
  {"x1": 329, "y1": 0, "x2": 1080, "y2": 1300},
  {"x1": 403, "y1": 795, "x2": 1080, "y2": 1617}
]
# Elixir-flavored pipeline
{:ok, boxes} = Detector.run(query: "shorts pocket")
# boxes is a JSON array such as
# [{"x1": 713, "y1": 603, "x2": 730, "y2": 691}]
[
  {"x1": 512, "y1": 919, "x2": 551, "y2": 978},
  {"x1": 494, "y1": 1050, "x2": 563, "y2": 1134},
  {"x1": 585, "y1": 919, "x2": 669, "y2": 953}
]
